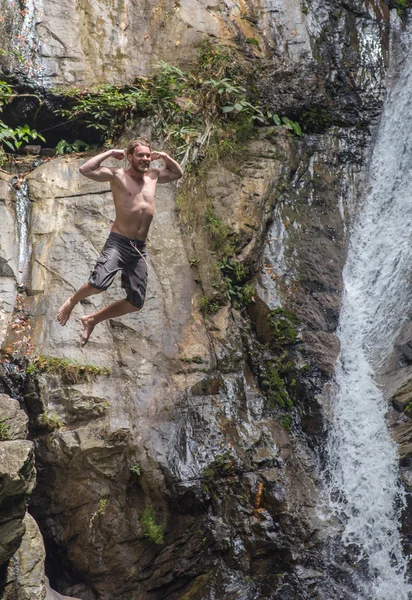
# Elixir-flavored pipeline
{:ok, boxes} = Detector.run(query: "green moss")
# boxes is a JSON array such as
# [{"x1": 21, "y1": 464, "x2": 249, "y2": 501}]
[
  {"x1": 178, "y1": 573, "x2": 213, "y2": 600},
  {"x1": 0, "y1": 419, "x2": 11, "y2": 440},
  {"x1": 204, "y1": 202, "x2": 235, "y2": 258},
  {"x1": 140, "y1": 505, "x2": 164, "y2": 545},
  {"x1": 267, "y1": 308, "x2": 300, "y2": 351},
  {"x1": 241, "y1": 283, "x2": 256, "y2": 306},
  {"x1": 27, "y1": 356, "x2": 111, "y2": 384},
  {"x1": 261, "y1": 361, "x2": 293, "y2": 410},
  {"x1": 199, "y1": 294, "x2": 221, "y2": 315},
  {"x1": 181, "y1": 356, "x2": 203, "y2": 364},
  {"x1": 280, "y1": 414, "x2": 292, "y2": 431},
  {"x1": 201, "y1": 452, "x2": 235, "y2": 495}
]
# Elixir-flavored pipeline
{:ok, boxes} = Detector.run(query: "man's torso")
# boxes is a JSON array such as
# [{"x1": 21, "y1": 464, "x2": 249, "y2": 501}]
[{"x1": 110, "y1": 168, "x2": 158, "y2": 240}]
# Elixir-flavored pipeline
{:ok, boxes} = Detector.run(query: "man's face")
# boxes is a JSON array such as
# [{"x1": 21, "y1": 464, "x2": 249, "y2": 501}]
[{"x1": 128, "y1": 145, "x2": 151, "y2": 173}]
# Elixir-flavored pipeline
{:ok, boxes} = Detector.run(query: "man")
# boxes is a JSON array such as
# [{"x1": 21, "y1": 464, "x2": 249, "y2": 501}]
[{"x1": 57, "y1": 139, "x2": 183, "y2": 345}]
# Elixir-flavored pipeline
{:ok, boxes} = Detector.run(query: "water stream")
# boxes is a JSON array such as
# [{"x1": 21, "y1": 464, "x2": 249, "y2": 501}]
[
  {"x1": 324, "y1": 35, "x2": 412, "y2": 600},
  {"x1": 6, "y1": 0, "x2": 44, "y2": 82},
  {"x1": 15, "y1": 180, "x2": 32, "y2": 287}
]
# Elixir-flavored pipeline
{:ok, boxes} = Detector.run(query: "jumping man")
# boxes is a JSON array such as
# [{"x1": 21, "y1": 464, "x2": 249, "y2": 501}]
[{"x1": 57, "y1": 139, "x2": 183, "y2": 345}]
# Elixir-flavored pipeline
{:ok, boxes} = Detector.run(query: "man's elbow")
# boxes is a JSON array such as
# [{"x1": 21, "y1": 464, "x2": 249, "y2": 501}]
[{"x1": 79, "y1": 164, "x2": 87, "y2": 176}]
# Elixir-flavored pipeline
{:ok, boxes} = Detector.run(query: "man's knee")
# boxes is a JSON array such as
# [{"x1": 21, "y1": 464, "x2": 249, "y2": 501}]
[
  {"x1": 86, "y1": 283, "x2": 105, "y2": 295},
  {"x1": 128, "y1": 303, "x2": 141, "y2": 313}
]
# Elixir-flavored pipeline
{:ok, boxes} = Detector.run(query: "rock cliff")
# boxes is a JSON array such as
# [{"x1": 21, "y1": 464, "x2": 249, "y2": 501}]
[{"x1": 0, "y1": 0, "x2": 408, "y2": 599}]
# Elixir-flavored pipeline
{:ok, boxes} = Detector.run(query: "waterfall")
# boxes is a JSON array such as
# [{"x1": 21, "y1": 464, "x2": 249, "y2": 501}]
[
  {"x1": 324, "y1": 36, "x2": 412, "y2": 600},
  {"x1": 15, "y1": 180, "x2": 32, "y2": 287},
  {"x1": 5, "y1": 0, "x2": 44, "y2": 82}
]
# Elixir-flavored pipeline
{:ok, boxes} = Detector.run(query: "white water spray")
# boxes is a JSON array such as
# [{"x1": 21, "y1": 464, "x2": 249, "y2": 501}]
[{"x1": 325, "y1": 41, "x2": 412, "y2": 600}]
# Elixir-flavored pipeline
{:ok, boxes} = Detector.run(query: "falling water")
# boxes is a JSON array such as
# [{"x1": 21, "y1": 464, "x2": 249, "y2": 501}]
[
  {"x1": 324, "y1": 37, "x2": 412, "y2": 600},
  {"x1": 15, "y1": 180, "x2": 32, "y2": 287},
  {"x1": 6, "y1": 0, "x2": 44, "y2": 81}
]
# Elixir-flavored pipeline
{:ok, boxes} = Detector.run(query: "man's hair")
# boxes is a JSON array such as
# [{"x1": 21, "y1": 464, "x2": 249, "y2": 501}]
[{"x1": 126, "y1": 138, "x2": 151, "y2": 156}]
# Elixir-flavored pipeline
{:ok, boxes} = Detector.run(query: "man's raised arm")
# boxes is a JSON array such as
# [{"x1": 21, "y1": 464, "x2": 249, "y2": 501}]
[
  {"x1": 151, "y1": 151, "x2": 183, "y2": 183},
  {"x1": 79, "y1": 149, "x2": 125, "y2": 181}
]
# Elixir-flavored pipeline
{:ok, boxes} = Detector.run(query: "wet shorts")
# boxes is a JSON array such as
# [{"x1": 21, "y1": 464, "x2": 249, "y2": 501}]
[{"x1": 88, "y1": 232, "x2": 148, "y2": 309}]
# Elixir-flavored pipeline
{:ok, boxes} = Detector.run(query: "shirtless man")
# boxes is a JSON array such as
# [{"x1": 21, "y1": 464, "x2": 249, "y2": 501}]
[{"x1": 57, "y1": 139, "x2": 183, "y2": 345}]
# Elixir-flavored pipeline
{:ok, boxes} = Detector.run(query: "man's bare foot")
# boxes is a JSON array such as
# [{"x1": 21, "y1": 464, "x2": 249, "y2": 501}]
[
  {"x1": 81, "y1": 316, "x2": 95, "y2": 346},
  {"x1": 57, "y1": 297, "x2": 76, "y2": 326}
]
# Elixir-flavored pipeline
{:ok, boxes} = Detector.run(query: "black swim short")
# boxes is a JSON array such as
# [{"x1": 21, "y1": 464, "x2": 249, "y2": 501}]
[{"x1": 88, "y1": 232, "x2": 148, "y2": 309}]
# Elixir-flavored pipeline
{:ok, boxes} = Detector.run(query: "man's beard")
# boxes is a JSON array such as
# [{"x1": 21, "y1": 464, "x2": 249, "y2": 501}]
[{"x1": 133, "y1": 159, "x2": 149, "y2": 172}]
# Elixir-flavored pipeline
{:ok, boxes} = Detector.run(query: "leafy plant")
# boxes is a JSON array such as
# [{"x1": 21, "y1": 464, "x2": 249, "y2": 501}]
[
  {"x1": 130, "y1": 463, "x2": 141, "y2": 476},
  {"x1": 267, "y1": 308, "x2": 300, "y2": 350},
  {"x1": 12, "y1": 124, "x2": 45, "y2": 149},
  {"x1": 199, "y1": 294, "x2": 221, "y2": 315},
  {"x1": 37, "y1": 412, "x2": 63, "y2": 431},
  {"x1": 56, "y1": 139, "x2": 89, "y2": 154},
  {"x1": 0, "y1": 82, "x2": 45, "y2": 158},
  {"x1": 140, "y1": 505, "x2": 164, "y2": 545},
  {"x1": 55, "y1": 43, "x2": 302, "y2": 169},
  {"x1": 261, "y1": 361, "x2": 293, "y2": 410},
  {"x1": 89, "y1": 497, "x2": 108, "y2": 528},
  {"x1": 0, "y1": 419, "x2": 12, "y2": 441}
]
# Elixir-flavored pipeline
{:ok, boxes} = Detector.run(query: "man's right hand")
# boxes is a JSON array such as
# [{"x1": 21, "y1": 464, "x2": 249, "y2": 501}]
[{"x1": 111, "y1": 149, "x2": 125, "y2": 160}]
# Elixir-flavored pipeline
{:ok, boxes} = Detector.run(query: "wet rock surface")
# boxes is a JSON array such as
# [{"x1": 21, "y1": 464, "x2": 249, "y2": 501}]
[{"x1": 0, "y1": 0, "x2": 405, "y2": 598}]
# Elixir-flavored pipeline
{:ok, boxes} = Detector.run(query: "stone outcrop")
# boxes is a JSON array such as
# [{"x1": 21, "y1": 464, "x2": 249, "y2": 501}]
[
  {"x1": 0, "y1": 0, "x2": 405, "y2": 598},
  {"x1": 3, "y1": 513, "x2": 46, "y2": 600}
]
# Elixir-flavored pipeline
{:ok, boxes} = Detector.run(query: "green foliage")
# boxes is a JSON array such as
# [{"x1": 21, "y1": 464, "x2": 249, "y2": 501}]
[
  {"x1": 130, "y1": 463, "x2": 141, "y2": 476},
  {"x1": 261, "y1": 361, "x2": 293, "y2": 410},
  {"x1": 246, "y1": 38, "x2": 260, "y2": 48},
  {"x1": 392, "y1": 0, "x2": 409, "y2": 12},
  {"x1": 38, "y1": 412, "x2": 63, "y2": 431},
  {"x1": 241, "y1": 283, "x2": 256, "y2": 306},
  {"x1": 404, "y1": 401, "x2": 412, "y2": 414},
  {"x1": 55, "y1": 43, "x2": 302, "y2": 166},
  {"x1": 267, "y1": 308, "x2": 300, "y2": 350},
  {"x1": 257, "y1": 308, "x2": 301, "y2": 411},
  {"x1": 0, "y1": 81, "x2": 45, "y2": 161},
  {"x1": 199, "y1": 294, "x2": 221, "y2": 315},
  {"x1": 204, "y1": 202, "x2": 235, "y2": 258},
  {"x1": 280, "y1": 414, "x2": 292, "y2": 431},
  {"x1": 56, "y1": 139, "x2": 90, "y2": 154},
  {"x1": 27, "y1": 355, "x2": 111, "y2": 384},
  {"x1": 0, "y1": 419, "x2": 12, "y2": 441},
  {"x1": 218, "y1": 257, "x2": 255, "y2": 308},
  {"x1": 202, "y1": 452, "x2": 235, "y2": 496},
  {"x1": 89, "y1": 497, "x2": 108, "y2": 528},
  {"x1": 140, "y1": 505, "x2": 164, "y2": 545}
]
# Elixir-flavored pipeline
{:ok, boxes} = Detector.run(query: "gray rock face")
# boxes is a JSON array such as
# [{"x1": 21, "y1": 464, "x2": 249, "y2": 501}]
[
  {"x1": 0, "y1": 394, "x2": 29, "y2": 440},
  {"x1": 3, "y1": 513, "x2": 46, "y2": 600},
  {"x1": 0, "y1": 0, "x2": 402, "y2": 599},
  {"x1": 0, "y1": 440, "x2": 35, "y2": 565}
]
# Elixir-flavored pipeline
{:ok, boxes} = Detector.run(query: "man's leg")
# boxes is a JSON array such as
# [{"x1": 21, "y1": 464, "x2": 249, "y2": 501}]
[
  {"x1": 57, "y1": 283, "x2": 103, "y2": 326},
  {"x1": 81, "y1": 299, "x2": 139, "y2": 346}
]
